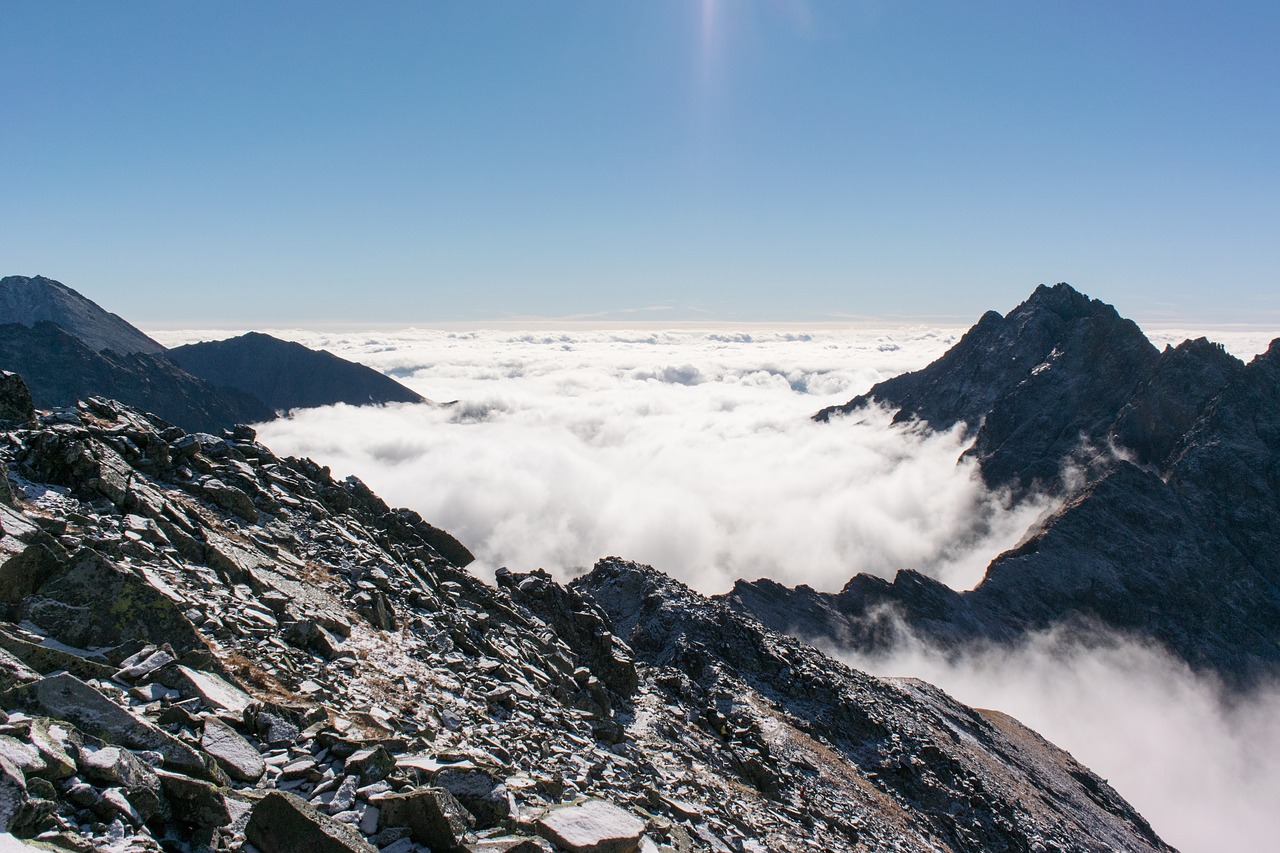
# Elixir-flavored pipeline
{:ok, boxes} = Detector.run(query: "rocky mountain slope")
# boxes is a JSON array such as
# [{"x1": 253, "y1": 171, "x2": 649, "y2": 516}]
[
  {"x1": 0, "y1": 277, "x2": 166, "y2": 358},
  {"x1": 169, "y1": 333, "x2": 425, "y2": 413},
  {"x1": 738, "y1": 284, "x2": 1280, "y2": 687},
  {"x1": 0, "y1": 374, "x2": 1170, "y2": 852},
  {"x1": 0, "y1": 277, "x2": 425, "y2": 432},
  {"x1": 0, "y1": 323, "x2": 274, "y2": 434}
]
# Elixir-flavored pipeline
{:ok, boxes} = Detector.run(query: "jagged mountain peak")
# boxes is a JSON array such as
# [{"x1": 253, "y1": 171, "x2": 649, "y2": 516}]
[
  {"x1": 817, "y1": 283, "x2": 1163, "y2": 492},
  {"x1": 0, "y1": 274, "x2": 167, "y2": 356},
  {"x1": 1013, "y1": 281, "x2": 1112, "y2": 319},
  {"x1": 743, "y1": 287, "x2": 1280, "y2": 692}
]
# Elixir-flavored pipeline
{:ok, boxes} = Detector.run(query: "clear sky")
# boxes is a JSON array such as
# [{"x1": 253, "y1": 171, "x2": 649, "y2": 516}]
[{"x1": 3, "y1": 2, "x2": 1279, "y2": 325}]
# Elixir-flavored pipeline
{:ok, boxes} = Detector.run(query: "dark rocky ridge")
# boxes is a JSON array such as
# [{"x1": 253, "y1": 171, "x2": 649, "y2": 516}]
[
  {"x1": 816, "y1": 283, "x2": 1169, "y2": 493},
  {"x1": 0, "y1": 275, "x2": 167, "y2": 357},
  {"x1": 0, "y1": 322, "x2": 274, "y2": 434},
  {"x1": 0, "y1": 276, "x2": 426, "y2": 433},
  {"x1": 169, "y1": 332, "x2": 426, "y2": 413},
  {"x1": 0, "y1": 376, "x2": 1170, "y2": 851},
  {"x1": 736, "y1": 285, "x2": 1280, "y2": 687}
]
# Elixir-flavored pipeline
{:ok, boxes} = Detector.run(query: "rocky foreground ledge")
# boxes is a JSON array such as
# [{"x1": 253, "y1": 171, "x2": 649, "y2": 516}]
[{"x1": 0, "y1": 372, "x2": 1170, "y2": 852}]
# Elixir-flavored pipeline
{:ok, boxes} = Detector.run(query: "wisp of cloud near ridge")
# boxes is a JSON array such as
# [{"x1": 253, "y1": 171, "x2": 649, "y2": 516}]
[{"x1": 837, "y1": 625, "x2": 1280, "y2": 853}]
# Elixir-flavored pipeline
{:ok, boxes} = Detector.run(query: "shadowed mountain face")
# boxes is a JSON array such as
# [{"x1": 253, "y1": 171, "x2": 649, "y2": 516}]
[
  {"x1": 0, "y1": 275, "x2": 166, "y2": 356},
  {"x1": 0, "y1": 321, "x2": 273, "y2": 432},
  {"x1": 736, "y1": 285, "x2": 1280, "y2": 687},
  {"x1": 816, "y1": 283, "x2": 1164, "y2": 493},
  {"x1": 0, "y1": 386, "x2": 1171, "y2": 851},
  {"x1": 169, "y1": 332, "x2": 425, "y2": 413},
  {"x1": 0, "y1": 276, "x2": 425, "y2": 431}
]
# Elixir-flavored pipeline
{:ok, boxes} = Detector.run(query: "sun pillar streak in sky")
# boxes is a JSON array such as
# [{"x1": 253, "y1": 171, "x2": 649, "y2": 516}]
[
  {"x1": 692, "y1": 0, "x2": 727, "y2": 178},
  {"x1": 697, "y1": 0, "x2": 723, "y2": 96}
]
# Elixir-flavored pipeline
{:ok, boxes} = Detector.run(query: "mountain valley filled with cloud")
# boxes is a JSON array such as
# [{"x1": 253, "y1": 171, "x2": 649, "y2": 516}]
[{"x1": 146, "y1": 321, "x2": 1280, "y2": 852}]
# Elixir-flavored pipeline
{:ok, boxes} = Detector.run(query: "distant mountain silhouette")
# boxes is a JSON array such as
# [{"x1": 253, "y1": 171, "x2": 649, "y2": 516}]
[
  {"x1": 0, "y1": 275, "x2": 166, "y2": 356},
  {"x1": 732, "y1": 284, "x2": 1280, "y2": 687},
  {"x1": 0, "y1": 321, "x2": 273, "y2": 432},
  {"x1": 0, "y1": 276, "x2": 426, "y2": 431},
  {"x1": 168, "y1": 332, "x2": 425, "y2": 413}
]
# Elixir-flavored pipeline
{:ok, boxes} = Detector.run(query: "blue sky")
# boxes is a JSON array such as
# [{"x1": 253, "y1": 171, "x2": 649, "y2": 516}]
[{"x1": 3, "y1": 1, "x2": 1279, "y2": 324}]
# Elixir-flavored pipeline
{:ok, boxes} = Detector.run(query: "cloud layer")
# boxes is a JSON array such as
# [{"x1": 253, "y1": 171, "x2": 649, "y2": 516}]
[
  {"x1": 838, "y1": 627, "x2": 1280, "y2": 853},
  {"x1": 151, "y1": 321, "x2": 1280, "y2": 852},
  {"x1": 238, "y1": 326, "x2": 1061, "y2": 593}
]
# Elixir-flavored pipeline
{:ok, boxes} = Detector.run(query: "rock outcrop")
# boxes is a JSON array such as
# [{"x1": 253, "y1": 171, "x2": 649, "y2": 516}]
[
  {"x1": 745, "y1": 284, "x2": 1280, "y2": 687},
  {"x1": 168, "y1": 332, "x2": 426, "y2": 413},
  {"x1": 0, "y1": 378, "x2": 1171, "y2": 851}
]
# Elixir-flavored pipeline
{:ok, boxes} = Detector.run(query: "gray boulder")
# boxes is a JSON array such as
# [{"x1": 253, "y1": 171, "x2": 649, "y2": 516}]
[
  {"x1": 535, "y1": 799, "x2": 645, "y2": 853},
  {"x1": 200, "y1": 715, "x2": 264, "y2": 783},
  {"x1": 0, "y1": 753, "x2": 27, "y2": 832},
  {"x1": 376, "y1": 786, "x2": 475, "y2": 850},
  {"x1": 245, "y1": 790, "x2": 376, "y2": 853}
]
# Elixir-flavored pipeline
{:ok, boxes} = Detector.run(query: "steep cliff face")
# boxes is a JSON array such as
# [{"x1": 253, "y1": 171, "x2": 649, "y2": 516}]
[
  {"x1": 740, "y1": 286, "x2": 1280, "y2": 687},
  {"x1": 0, "y1": 379, "x2": 1170, "y2": 852}
]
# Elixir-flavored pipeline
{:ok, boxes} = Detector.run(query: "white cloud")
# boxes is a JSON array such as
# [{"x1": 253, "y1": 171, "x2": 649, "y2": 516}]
[
  {"x1": 836, "y1": 627, "x2": 1280, "y2": 853},
  {"x1": 148, "y1": 320, "x2": 1280, "y2": 850},
  {"x1": 243, "y1": 326, "x2": 1058, "y2": 593}
]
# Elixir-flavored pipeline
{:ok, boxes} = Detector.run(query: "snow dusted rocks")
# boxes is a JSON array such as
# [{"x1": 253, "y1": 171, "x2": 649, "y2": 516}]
[
  {"x1": 246, "y1": 790, "x2": 376, "y2": 853},
  {"x1": 536, "y1": 799, "x2": 645, "y2": 853},
  {"x1": 200, "y1": 715, "x2": 265, "y2": 782},
  {"x1": 0, "y1": 388, "x2": 1175, "y2": 851}
]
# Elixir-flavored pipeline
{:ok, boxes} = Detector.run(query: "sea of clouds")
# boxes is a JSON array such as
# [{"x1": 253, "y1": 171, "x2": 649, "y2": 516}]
[{"x1": 150, "y1": 321, "x2": 1280, "y2": 852}]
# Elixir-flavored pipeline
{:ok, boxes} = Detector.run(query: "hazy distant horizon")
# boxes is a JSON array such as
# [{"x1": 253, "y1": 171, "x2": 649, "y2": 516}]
[{"x1": 146, "y1": 318, "x2": 1280, "y2": 363}]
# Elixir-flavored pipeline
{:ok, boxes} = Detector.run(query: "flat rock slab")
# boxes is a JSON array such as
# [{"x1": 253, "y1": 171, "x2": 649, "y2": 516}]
[
  {"x1": 8, "y1": 673, "x2": 206, "y2": 777},
  {"x1": 467, "y1": 837, "x2": 544, "y2": 853},
  {"x1": 536, "y1": 799, "x2": 645, "y2": 853},
  {"x1": 245, "y1": 790, "x2": 376, "y2": 853},
  {"x1": 201, "y1": 716, "x2": 265, "y2": 783},
  {"x1": 172, "y1": 665, "x2": 254, "y2": 713}
]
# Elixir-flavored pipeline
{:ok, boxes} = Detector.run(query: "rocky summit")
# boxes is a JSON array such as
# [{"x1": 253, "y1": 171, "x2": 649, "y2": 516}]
[
  {"x1": 815, "y1": 283, "x2": 1162, "y2": 494},
  {"x1": 0, "y1": 376, "x2": 1170, "y2": 852},
  {"x1": 747, "y1": 284, "x2": 1280, "y2": 687}
]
